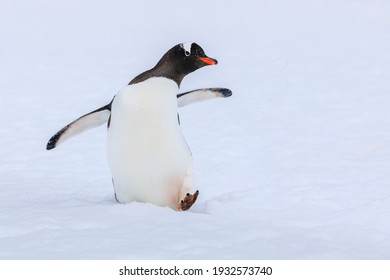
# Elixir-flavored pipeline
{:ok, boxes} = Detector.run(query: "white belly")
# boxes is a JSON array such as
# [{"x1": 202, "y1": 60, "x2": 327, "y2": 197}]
[{"x1": 107, "y1": 78, "x2": 193, "y2": 209}]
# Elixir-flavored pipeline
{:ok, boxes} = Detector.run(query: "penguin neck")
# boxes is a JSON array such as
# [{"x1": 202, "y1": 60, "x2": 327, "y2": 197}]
[{"x1": 129, "y1": 63, "x2": 185, "y2": 87}]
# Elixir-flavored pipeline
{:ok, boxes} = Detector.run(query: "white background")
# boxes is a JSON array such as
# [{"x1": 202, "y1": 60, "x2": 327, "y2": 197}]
[{"x1": 0, "y1": 0, "x2": 390, "y2": 260}]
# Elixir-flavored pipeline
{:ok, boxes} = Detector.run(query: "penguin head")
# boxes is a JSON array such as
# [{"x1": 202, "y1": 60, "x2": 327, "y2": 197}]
[
  {"x1": 130, "y1": 42, "x2": 218, "y2": 86},
  {"x1": 176, "y1": 42, "x2": 218, "y2": 72},
  {"x1": 156, "y1": 42, "x2": 218, "y2": 83}
]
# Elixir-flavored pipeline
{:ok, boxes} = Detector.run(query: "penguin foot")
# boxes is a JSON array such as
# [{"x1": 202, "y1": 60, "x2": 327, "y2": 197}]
[{"x1": 178, "y1": 190, "x2": 199, "y2": 211}]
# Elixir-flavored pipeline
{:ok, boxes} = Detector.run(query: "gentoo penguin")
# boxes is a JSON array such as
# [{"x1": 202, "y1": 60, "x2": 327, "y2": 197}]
[{"x1": 47, "y1": 42, "x2": 232, "y2": 211}]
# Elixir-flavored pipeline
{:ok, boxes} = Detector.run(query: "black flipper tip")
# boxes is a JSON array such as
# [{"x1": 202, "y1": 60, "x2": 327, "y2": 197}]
[
  {"x1": 219, "y1": 88, "x2": 232, "y2": 97},
  {"x1": 46, "y1": 131, "x2": 63, "y2": 150},
  {"x1": 46, "y1": 138, "x2": 56, "y2": 150},
  {"x1": 211, "y1": 88, "x2": 232, "y2": 98}
]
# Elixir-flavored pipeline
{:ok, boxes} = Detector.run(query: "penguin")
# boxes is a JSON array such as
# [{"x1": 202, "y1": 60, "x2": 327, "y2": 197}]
[{"x1": 47, "y1": 42, "x2": 232, "y2": 211}]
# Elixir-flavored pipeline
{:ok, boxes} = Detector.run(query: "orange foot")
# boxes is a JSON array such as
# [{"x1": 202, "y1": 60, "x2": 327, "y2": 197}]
[{"x1": 178, "y1": 190, "x2": 199, "y2": 211}]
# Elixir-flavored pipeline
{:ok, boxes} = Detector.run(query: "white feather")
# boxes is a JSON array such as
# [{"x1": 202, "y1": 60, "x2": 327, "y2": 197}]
[
  {"x1": 181, "y1": 42, "x2": 193, "y2": 54},
  {"x1": 177, "y1": 88, "x2": 226, "y2": 107},
  {"x1": 107, "y1": 77, "x2": 194, "y2": 209}
]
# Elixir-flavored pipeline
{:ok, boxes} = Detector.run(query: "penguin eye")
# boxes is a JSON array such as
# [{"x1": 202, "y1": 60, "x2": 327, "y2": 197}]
[{"x1": 184, "y1": 50, "x2": 190, "y2": 57}]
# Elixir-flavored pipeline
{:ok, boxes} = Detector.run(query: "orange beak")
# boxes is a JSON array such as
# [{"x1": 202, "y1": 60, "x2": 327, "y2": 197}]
[{"x1": 198, "y1": 56, "x2": 218, "y2": 65}]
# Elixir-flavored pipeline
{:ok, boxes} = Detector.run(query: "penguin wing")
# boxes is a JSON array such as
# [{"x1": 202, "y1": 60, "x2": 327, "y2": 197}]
[
  {"x1": 46, "y1": 103, "x2": 111, "y2": 150},
  {"x1": 177, "y1": 88, "x2": 232, "y2": 107},
  {"x1": 46, "y1": 88, "x2": 232, "y2": 150}
]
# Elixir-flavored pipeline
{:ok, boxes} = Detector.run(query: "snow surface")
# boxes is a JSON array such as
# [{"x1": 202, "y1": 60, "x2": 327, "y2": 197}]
[{"x1": 1, "y1": 0, "x2": 390, "y2": 259}]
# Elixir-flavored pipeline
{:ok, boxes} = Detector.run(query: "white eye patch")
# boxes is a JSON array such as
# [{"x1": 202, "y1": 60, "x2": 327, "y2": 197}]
[{"x1": 181, "y1": 42, "x2": 193, "y2": 56}]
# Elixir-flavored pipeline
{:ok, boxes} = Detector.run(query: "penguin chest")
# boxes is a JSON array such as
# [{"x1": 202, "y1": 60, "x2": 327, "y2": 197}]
[{"x1": 107, "y1": 78, "x2": 192, "y2": 206}]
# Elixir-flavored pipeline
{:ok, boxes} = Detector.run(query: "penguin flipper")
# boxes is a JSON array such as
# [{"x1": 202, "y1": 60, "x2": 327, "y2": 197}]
[
  {"x1": 177, "y1": 88, "x2": 232, "y2": 107},
  {"x1": 46, "y1": 103, "x2": 111, "y2": 150}
]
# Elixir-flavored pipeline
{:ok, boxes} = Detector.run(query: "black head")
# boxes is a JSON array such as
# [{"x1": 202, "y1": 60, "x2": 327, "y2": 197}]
[{"x1": 129, "y1": 42, "x2": 218, "y2": 86}]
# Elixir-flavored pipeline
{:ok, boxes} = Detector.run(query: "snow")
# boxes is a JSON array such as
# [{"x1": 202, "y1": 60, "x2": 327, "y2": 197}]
[{"x1": 1, "y1": 0, "x2": 390, "y2": 259}]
